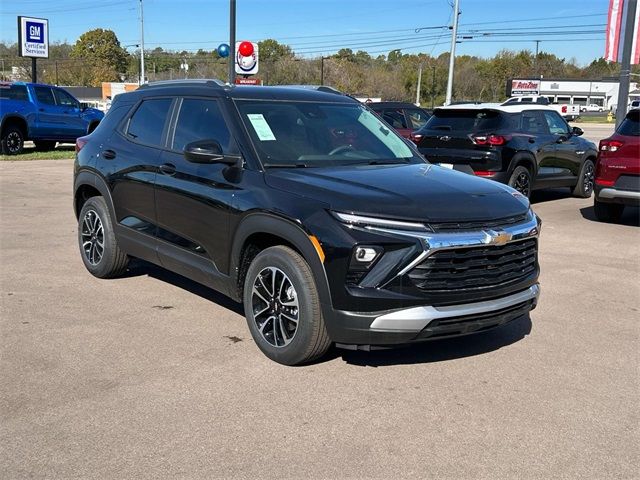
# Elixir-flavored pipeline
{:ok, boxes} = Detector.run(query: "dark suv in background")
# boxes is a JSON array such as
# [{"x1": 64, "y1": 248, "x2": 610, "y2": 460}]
[
  {"x1": 368, "y1": 101, "x2": 431, "y2": 139},
  {"x1": 412, "y1": 104, "x2": 598, "y2": 198},
  {"x1": 74, "y1": 80, "x2": 541, "y2": 365}
]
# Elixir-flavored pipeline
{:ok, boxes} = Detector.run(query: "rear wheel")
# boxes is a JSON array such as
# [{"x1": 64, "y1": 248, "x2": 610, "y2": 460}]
[
  {"x1": 1, "y1": 126, "x2": 24, "y2": 155},
  {"x1": 243, "y1": 246, "x2": 331, "y2": 365},
  {"x1": 77, "y1": 196, "x2": 129, "y2": 278},
  {"x1": 34, "y1": 140, "x2": 57, "y2": 151},
  {"x1": 573, "y1": 159, "x2": 595, "y2": 198},
  {"x1": 594, "y1": 199, "x2": 624, "y2": 223},
  {"x1": 508, "y1": 165, "x2": 532, "y2": 198}
]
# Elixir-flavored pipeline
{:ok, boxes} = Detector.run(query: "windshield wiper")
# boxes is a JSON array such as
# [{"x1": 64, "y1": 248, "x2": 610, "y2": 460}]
[
  {"x1": 365, "y1": 159, "x2": 411, "y2": 165},
  {"x1": 263, "y1": 162, "x2": 309, "y2": 169}
]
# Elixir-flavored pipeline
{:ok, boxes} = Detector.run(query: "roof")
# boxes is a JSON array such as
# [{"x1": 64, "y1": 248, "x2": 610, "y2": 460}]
[
  {"x1": 134, "y1": 80, "x2": 356, "y2": 103},
  {"x1": 367, "y1": 101, "x2": 424, "y2": 109},
  {"x1": 435, "y1": 103, "x2": 557, "y2": 114}
]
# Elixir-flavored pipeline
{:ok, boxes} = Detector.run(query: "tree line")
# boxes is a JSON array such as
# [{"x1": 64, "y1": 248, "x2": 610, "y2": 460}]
[{"x1": 0, "y1": 28, "x2": 635, "y2": 105}]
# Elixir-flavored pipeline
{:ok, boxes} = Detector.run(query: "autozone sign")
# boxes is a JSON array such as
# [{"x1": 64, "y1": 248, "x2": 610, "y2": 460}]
[{"x1": 511, "y1": 79, "x2": 540, "y2": 95}]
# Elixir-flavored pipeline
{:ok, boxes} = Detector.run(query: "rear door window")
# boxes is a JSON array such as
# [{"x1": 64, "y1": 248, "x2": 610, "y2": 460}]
[
  {"x1": 34, "y1": 86, "x2": 56, "y2": 106},
  {"x1": 406, "y1": 109, "x2": 430, "y2": 129},
  {"x1": 380, "y1": 108, "x2": 408, "y2": 129},
  {"x1": 126, "y1": 98, "x2": 173, "y2": 147}
]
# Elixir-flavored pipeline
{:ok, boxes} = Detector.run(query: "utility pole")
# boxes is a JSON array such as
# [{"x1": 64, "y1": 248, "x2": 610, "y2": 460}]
[
  {"x1": 445, "y1": 0, "x2": 460, "y2": 105},
  {"x1": 416, "y1": 63, "x2": 423, "y2": 105},
  {"x1": 320, "y1": 56, "x2": 325, "y2": 85},
  {"x1": 431, "y1": 65, "x2": 436, "y2": 109},
  {"x1": 534, "y1": 40, "x2": 540, "y2": 77},
  {"x1": 139, "y1": 0, "x2": 145, "y2": 85},
  {"x1": 55, "y1": 60, "x2": 58, "y2": 85},
  {"x1": 229, "y1": 0, "x2": 236, "y2": 84},
  {"x1": 615, "y1": 0, "x2": 638, "y2": 127}
]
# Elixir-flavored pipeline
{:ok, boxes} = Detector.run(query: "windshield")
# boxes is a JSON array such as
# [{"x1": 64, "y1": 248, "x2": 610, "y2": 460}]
[
  {"x1": 424, "y1": 109, "x2": 506, "y2": 132},
  {"x1": 236, "y1": 100, "x2": 422, "y2": 168}
]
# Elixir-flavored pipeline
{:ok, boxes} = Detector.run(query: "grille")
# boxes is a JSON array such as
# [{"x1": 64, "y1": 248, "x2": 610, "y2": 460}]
[
  {"x1": 428, "y1": 213, "x2": 528, "y2": 232},
  {"x1": 408, "y1": 238, "x2": 537, "y2": 292}
]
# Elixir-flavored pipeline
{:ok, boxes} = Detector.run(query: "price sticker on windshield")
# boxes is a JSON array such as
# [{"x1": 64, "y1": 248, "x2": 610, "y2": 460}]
[{"x1": 247, "y1": 113, "x2": 276, "y2": 141}]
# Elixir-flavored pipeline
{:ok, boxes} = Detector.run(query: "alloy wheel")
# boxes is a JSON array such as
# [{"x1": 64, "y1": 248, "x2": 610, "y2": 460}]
[
  {"x1": 583, "y1": 163, "x2": 594, "y2": 195},
  {"x1": 80, "y1": 209, "x2": 104, "y2": 265},
  {"x1": 514, "y1": 171, "x2": 531, "y2": 197},
  {"x1": 6, "y1": 132, "x2": 21, "y2": 154},
  {"x1": 251, "y1": 266, "x2": 299, "y2": 347}
]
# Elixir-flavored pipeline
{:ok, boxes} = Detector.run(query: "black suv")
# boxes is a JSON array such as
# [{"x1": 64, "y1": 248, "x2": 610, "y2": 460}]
[
  {"x1": 413, "y1": 104, "x2": 598, "y2": 198},
  {"x1": 74, "y1": 80, "x2": 541, "y2": 365}
]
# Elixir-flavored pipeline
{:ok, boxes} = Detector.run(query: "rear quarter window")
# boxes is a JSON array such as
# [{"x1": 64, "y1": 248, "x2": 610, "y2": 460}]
[
  {"x1": 0, "y1": 84, "x2": 29, "y2": 101},
  {"x1": 125, "y1": 98, "x2": 173, "y2": 147},
  {"x1": 618, "y1": 111, "x2": 639, "y2": 136}
]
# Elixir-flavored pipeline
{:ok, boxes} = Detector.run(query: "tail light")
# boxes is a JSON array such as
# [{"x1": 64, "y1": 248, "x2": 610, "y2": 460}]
[
  {"x1": 409, "y1": 133, "x2": 423, "y2": 145},
  {"x1": 75, "y1": 136, "x2": 89, "y2": 153},
  {"x1": 474, "y1": 170, "x2": 494, "y2": 177},
  {"x1": 561, "y1": 105, "x2": 568, "y2": 113},
  {"x1": 471, "y1": 134, "x2": 509, "y2": 146},
  {"x1": 599, "y1": 139, "x2": 624, "y2": 152}
]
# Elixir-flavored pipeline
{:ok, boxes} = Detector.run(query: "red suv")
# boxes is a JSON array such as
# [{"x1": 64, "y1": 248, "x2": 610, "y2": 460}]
[
  {"x1": 594, "y1": 109, "x2": 640, "y2": 222},
  {"x1": 368, "y1": 102, "x2": 431, "y2": 139}
]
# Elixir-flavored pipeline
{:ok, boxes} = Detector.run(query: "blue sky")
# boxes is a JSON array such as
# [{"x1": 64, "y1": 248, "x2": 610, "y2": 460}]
[{"x1": 1, "y1": 0, "x2": 607, "y2": 65}]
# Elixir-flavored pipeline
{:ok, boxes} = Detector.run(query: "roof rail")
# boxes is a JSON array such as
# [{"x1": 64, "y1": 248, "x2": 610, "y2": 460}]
[
  {"x1": 139, "y1": 79, "x2": 227, "y2": 90},
  {"x1": 281, "y1": 85, "x2": 344, "y2": 95}
]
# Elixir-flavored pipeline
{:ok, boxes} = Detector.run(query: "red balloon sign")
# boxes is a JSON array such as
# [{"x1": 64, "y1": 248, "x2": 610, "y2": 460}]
[{"x1": 238, "y1": 41, "x2": 254, "y2": 57}]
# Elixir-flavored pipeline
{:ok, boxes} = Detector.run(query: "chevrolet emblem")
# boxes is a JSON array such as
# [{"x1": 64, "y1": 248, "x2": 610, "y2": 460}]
[{"x1": 485, "y1": 230, "x2": 512, "y2": 246}]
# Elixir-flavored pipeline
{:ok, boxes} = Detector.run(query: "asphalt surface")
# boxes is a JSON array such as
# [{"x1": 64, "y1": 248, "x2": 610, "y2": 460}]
[{"x1": 1, "y1": 123, "x2": 638, "y2": 478}]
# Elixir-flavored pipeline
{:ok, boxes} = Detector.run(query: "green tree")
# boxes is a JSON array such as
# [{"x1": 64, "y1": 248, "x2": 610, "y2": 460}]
[
  {"x1": 70, "y1": 29, "x2": 129, "y2": 86},
  {"x1": 258, "y1": 39, "x2": 293, "y2": 64}
]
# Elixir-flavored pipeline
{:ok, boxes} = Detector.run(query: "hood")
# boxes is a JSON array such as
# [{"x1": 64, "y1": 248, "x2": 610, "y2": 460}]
[{"x1": 265, "y1": 163, "x2": 529, "y2": 223}]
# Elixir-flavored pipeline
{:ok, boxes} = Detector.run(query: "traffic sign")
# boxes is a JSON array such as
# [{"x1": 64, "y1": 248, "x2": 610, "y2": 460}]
[
  {"x1": 18, "y1": 16, "x2": 49, "y2": 58},
  {"x1": 235, "y1": 41, "x2": 259, "y2": 75}
]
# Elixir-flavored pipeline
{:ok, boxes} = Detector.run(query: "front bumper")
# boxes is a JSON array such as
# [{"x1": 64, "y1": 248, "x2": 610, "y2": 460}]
[{"x1": 329, "y1": 284, "x2": 539, "y2": 347}]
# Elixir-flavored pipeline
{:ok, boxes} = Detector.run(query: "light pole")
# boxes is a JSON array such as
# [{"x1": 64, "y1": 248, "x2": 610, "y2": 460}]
[
  {"x1": 445, "y1": 0, "x2": 460, "y2": 105},
  {"x1": 139, "y1": 0, "x2": 145, "y2": 85},
  {"x1": 416, "y1": 63, "x2": 422, "y2": 105},
  {"x1": 229, "y1": 0, "x2": 236, "y2": 84}
]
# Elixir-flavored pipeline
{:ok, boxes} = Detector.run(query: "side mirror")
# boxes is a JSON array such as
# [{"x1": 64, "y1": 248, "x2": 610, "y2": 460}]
[
  {"x1": 183, "y1": 139, "x2": 239, "y2": 165},
  {"x1": 571, "y1": 126, "x2": 583, "y2": 136}
]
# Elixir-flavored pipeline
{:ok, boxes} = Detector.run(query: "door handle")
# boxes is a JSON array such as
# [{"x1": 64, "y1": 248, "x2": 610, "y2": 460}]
[
  {"x1": 159, "y1": 163, "x2": 176, "y2": 175},
  {"x1": 528, "y1": 137, "x2": 535, "y2": 143},
  {"x1": 39, "y1": 108, "x2": 45, "y2": 112},
  {"x1": 101, "y1": 149, "x2": 116, "y2": 160}
]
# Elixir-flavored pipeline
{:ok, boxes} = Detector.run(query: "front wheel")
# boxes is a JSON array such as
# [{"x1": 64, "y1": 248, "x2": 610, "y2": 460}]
[
  {"x1": 594, "y1": 199, "x2": 624, "y2": 223},
  {"x1": 508, "y1": 165, "x2": 533, "y2": 198},
  {"x1": 573, "y1": 159, "x2": 595, "y2": 198},
  {"x1": 243, "y1": 246, "x2": 331, "y2": 365}
]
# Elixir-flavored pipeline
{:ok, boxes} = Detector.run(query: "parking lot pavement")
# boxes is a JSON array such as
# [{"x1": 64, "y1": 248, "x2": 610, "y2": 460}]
[
  {"x1": 571, "y1": 122, "x2": 615, "y2": 144},
  {"x1": 1, "y1": 160, "x2": 638, "y2": 479}
]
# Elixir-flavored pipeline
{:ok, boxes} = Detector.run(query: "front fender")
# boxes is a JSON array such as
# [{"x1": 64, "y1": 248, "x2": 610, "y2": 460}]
[{"x1": 228, "y1": 212, "x2": 332, "y2": 310}]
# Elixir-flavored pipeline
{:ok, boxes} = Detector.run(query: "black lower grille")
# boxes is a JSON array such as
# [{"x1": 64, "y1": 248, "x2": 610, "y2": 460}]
[
  {"x1": 416, "y1": 299, "x2": 534, "y2": 339},
  {"x1": 408, "y1": 239, "x2": 537, "y2": 293}
]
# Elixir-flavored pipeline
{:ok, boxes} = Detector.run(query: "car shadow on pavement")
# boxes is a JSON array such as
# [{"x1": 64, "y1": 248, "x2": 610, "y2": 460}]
[
  {"x1": 530, "y1": 188, "x2": 572, "y2": 204},
  {"x1": 123, "y1": 259, "x2": 245, "y2": 315},
  {"x1": 579, "y1": 205, "x2": 640, "y2": 227},
  {"x1": 335, "y1": 315, "x2": 532, "y2": 367}
]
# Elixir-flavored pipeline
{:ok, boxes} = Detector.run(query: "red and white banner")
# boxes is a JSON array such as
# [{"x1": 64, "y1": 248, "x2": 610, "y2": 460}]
[{"x1": 605, "y1": 0, "x2": 640, "y2": 64}]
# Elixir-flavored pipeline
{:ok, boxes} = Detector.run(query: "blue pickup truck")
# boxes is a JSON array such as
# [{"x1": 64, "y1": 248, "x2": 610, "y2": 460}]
[{"x1": 0, "y1": 82, "x2": 104, "y2": 155}]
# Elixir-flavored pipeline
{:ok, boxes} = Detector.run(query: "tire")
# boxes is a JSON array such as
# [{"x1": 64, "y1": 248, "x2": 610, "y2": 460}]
[
  {"x1": 243, "y1": 245, "x2": 331, "y2": 365},
  {"x1": 594, "y1": 199, "x2": 624, "y2": 223},
  {"x1": 34, "y1": 140, "x2": 57, "y2": 151},
  {"x1": 77, "y1": 196, "x2": 129, "y2": 278},
  {"x1": 573, "y1": 159, "x2": 595, "y2": 198},
  {"x1": 1, "y1": 125, "x2": 24, "y2": 155},
  {"x1": 508, "y1": 165, "x2": 533, "y2": 198}
]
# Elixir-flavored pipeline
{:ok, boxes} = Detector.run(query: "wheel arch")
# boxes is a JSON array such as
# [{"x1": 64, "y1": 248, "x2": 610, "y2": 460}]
[
  {"x1": 510, "y1": 151, "x2": 537, "y2": 176},
  {"x1": 229, "y1": 213, "x2": 332, "y2": 308},
  {"x1": 74, "y1": 171, "x2": 116, "y2": 222},
  {"x1": 1, "y1": 115, "x2": 29, "y2": 139}
]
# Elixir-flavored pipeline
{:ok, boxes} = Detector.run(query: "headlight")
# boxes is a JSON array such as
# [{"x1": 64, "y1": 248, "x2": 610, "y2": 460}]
[{"x1": 331, "y1": 211, "x2": 430, "y2": 232}]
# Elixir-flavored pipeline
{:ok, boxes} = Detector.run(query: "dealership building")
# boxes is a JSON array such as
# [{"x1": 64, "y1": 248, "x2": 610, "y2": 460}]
[{"x1": 507, "y1": 78, "x2": 639, "y2": 110}]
